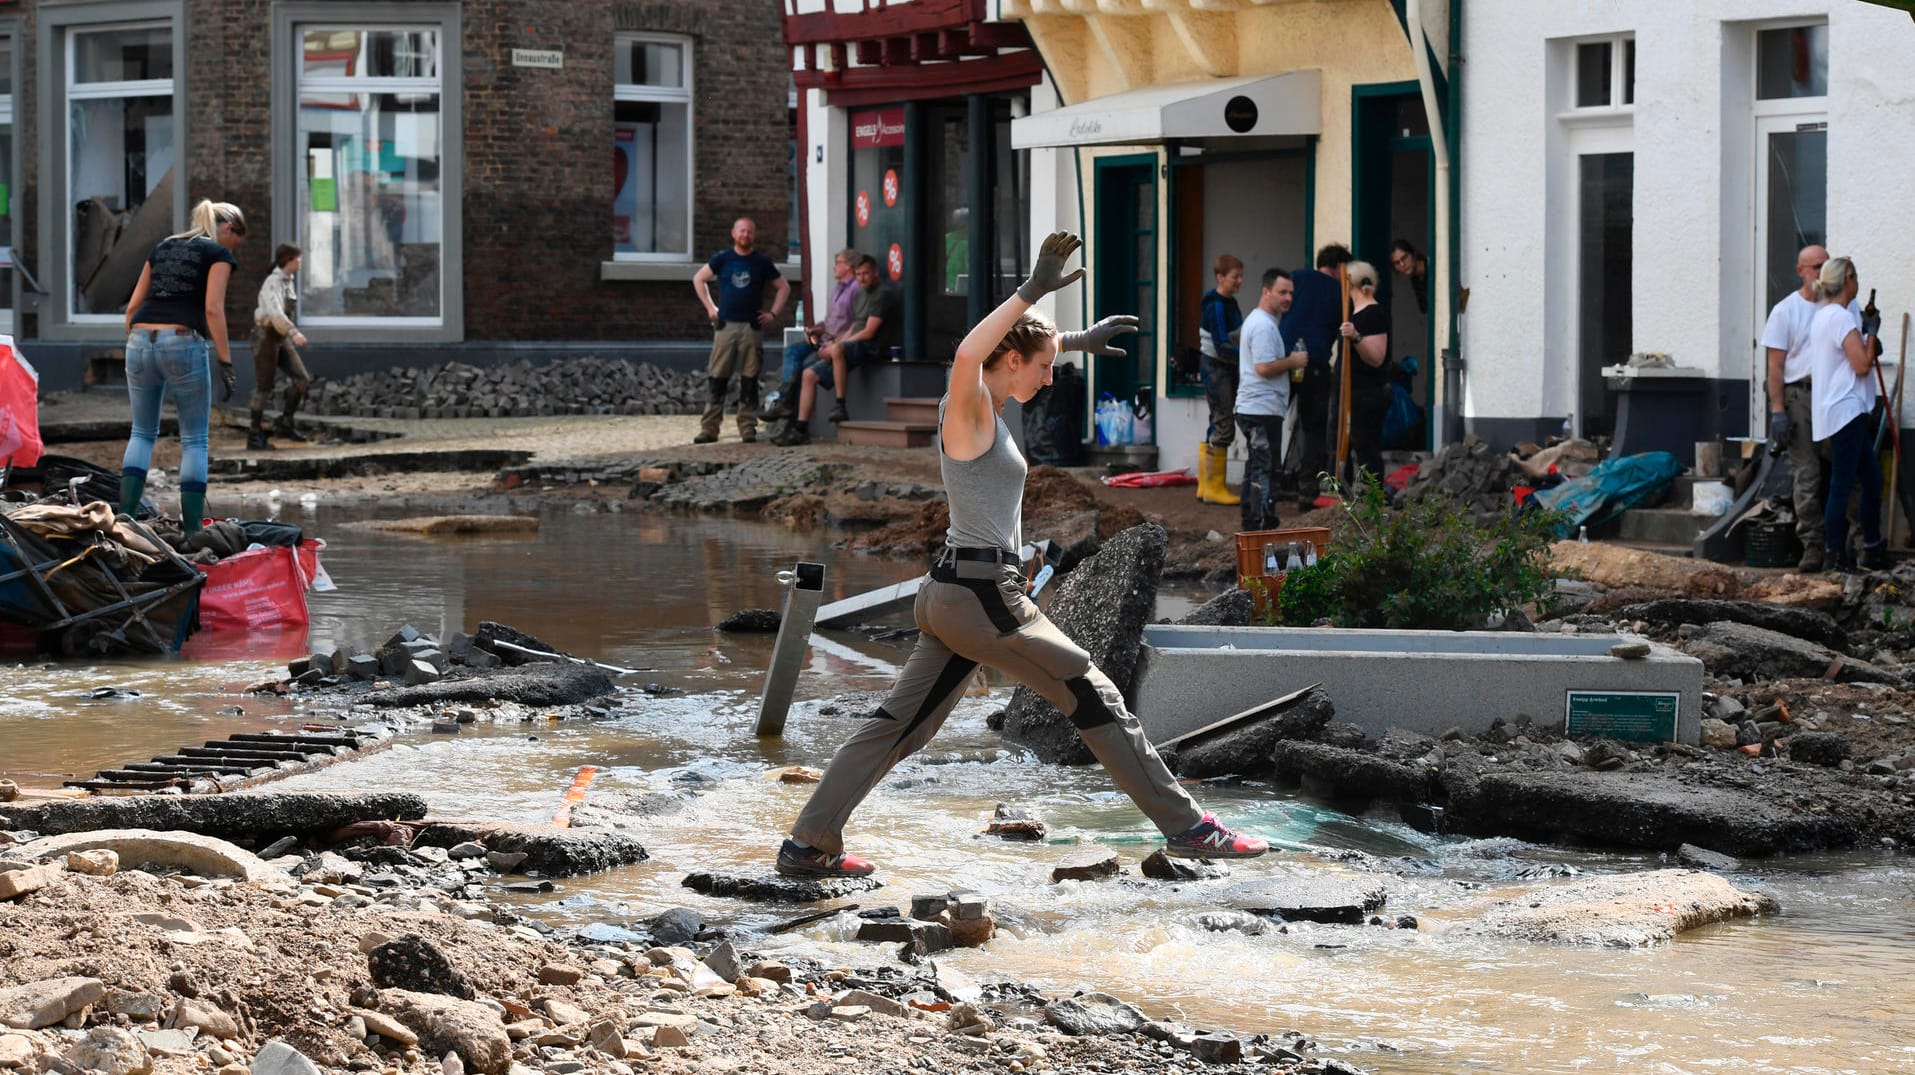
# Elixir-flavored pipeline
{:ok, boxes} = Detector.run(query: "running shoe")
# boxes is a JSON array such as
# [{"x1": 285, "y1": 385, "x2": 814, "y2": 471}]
[
  {"x1": 775, "y1": 839, "x2": 877, "y2": 878},
  {"x1": 1163, "y1": 813, "x2": 1269, "y2": 859}
]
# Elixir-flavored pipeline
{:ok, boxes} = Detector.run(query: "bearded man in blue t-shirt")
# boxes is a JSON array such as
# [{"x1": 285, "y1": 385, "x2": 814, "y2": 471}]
[{"x1": 692, "y1": 218, "x2": 789, "y2": 444}]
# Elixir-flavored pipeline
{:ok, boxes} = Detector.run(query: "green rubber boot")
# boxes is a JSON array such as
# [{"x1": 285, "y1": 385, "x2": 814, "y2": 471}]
[
  {"x1": 119, "y1": 469, "x2": 147, "y2": 517},
  {"x1": 180, "y1": 489, "x2": 206, "y2": 534}
]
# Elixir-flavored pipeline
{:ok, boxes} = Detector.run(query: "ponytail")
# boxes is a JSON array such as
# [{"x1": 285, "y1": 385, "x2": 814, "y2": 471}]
[{"x1": 170, "y1": 199, "x2": 246, "y2": 242}]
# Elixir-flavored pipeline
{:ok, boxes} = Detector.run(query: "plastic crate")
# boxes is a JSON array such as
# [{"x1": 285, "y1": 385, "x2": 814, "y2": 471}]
[{"x1": 1235, "y1": 527, "x2": 1332, "y2": 619}]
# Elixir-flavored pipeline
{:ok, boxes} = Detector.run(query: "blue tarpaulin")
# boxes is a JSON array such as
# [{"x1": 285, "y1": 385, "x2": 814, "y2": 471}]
[{"x1": 1531, "y1": 451, "x2": 1685, "y2": 537}]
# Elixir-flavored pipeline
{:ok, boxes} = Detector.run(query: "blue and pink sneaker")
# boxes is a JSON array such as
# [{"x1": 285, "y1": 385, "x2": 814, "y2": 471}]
[{"x1": 775, "y1": 839, "x2": 878, "y2": 878}]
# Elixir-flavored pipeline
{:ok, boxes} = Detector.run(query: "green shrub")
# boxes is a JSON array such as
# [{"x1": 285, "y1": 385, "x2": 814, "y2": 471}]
[{"x1": 1274, "y1": 474, "x2": 1564, "y2": 630}]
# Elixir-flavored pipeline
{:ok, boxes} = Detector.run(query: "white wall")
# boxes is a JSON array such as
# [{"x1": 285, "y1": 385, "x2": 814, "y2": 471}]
[{"x1": 1462, "y1": 1, "x2": 1915, "y2": 433}]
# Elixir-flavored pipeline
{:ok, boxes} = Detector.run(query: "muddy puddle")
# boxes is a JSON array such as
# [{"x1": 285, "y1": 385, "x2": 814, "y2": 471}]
[{"x1": 3, "y1": 508, "x2": 1912, "y2": 1073}]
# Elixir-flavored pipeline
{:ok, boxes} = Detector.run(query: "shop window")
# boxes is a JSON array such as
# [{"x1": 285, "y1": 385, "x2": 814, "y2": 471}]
[
  {"x1": 613, "y1": 34, "x2": 692, "y2": 259},
  {"x1": 1574, "y1": 35, "x2": 1635, "y2": 109},
  {"x1": 66, "y1": 23, "x2": 175, "y2": 319},
  {"x1": 295, "y1": 26, "x2": 445, "y2": 322},
  {"x1": 1756, "y1": 24, "x2": 1827, "y2": 100},
  {"x1": 848, "y1": 106, "x2": 907, "y2": 294}
]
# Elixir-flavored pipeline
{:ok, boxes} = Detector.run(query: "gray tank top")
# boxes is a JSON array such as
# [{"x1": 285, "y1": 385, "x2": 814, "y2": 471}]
[{"x1": 939, "y1": 395, "x2": 1026, "y2": 554}]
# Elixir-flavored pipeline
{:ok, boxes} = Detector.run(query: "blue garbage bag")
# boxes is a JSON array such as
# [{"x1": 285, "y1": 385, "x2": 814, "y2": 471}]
[
  {"x1": 1382, "y1": 382, "x2": 1424, "y2": 449},
  {"x1": 1532, "y1": 451, "x2": 1684, "y2": 537}
]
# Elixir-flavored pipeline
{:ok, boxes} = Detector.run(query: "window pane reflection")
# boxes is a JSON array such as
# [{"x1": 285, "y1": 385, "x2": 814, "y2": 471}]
[
  {"x1": 71, "y1": 96, "x2": 175, "y2": 314},
  {"x1": 74, "y1": 26, "x2": 172, "y2": 83},
  {"x1": 613, "y1": 100, "x2": 689, "y2": 255},
  {"x1": 303, "y1": 28, "x2": 438, "y2": 80},
  {"x1": 297, "y1": 91, "x2": 441, "y2": 317},
  {"x1": 615, "y1": 40, "x2": 682, "y2": 88},
  {"x1": 1757, "y1": 25, "x2": 1828, "y2": 100}
]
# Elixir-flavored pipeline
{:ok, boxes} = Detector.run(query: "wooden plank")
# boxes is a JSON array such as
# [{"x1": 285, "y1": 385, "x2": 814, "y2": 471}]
[{"x1": 1160, "y1": 683, "x2": 1324, "y2": 750}]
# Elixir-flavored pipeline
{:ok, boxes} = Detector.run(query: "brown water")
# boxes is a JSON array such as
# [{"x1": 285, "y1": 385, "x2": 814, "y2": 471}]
[{"x1": 4, "y1": 508, "x2": 1912, "y2": 1073}]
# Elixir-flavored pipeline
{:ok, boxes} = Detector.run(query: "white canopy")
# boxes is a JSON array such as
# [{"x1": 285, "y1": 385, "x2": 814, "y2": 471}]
[{"x1": 1011, "y1": 71, "x2": 1321, "y2": 149}]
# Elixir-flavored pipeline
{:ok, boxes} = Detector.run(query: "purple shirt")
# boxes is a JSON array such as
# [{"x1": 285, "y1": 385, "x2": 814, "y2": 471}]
[{"x1": 824, "y1": 278, "x2": 858, "y2": 339}]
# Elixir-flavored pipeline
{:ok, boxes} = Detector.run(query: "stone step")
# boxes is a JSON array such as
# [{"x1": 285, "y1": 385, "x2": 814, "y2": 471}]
[
  {"x1": 885, "y1": 396, "x2": 941, "y2": 425},
  {"x1": 1616, "y1": 507, "x2": 1709, "y2": 545},
  {"x1": 836, "y1": 420, "x2": 937, "y2": 449}
]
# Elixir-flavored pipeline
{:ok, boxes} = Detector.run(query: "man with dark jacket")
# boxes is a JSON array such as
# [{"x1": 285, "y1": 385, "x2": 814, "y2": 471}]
[{"x1": 1280, "y1": 243, "x2": 1354, "y2": 509}]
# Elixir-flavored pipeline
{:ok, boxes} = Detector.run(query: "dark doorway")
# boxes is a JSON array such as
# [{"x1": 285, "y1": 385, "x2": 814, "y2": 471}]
[
  {"x1": 1577, "y1": 152, "x2": 1633, "y2": 439},
  {"x1": 1093, "y1": 157, "x2": 1157, "y2": 403},
  {"x1": 1352, "y1": 86, "x2": 1434, "y2": 449}
]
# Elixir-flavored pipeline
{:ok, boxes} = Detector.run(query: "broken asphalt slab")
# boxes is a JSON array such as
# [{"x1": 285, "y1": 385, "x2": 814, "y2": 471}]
[
  {"x1": 362, "y1": 663, "x2": 615, "y2": 708},
  {"x1": 1463, "y1": 868, "x2": 1776, "y2": 947},
  {"x1": 408, "y1": 822, "x2": 647, "y2": 877},
  {"x1": 1221, "y1": 874, "x2": 1388, "y2": 925},
  {"x1": 0, "y1": 792, "x2": 426, "y2": 842},
  {"x1": 1614, "y1": 598, "x2": 1848, "y2": 651},
  {"x1": 1680, "y1": 621, "x2": 1904, "y2": 687},
  {"x1": 682, "y1": 871, "x2": 883, "y2": 903}
]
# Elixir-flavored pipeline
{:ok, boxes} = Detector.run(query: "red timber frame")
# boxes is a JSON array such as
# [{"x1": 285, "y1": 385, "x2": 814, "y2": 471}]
[{"x1": 782, "y1": 0, "x2": 1041, "y2": 299}]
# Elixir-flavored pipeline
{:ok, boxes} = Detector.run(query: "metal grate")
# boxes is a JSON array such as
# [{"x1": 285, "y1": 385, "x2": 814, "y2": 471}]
[{"x1": 66, "y1": 725, "x2": 389, "y2": 794}]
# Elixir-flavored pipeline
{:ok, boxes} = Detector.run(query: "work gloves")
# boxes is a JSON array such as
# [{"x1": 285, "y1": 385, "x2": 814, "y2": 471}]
[
  {"x1": 1061, "y1": 315, "x2": 1141, "y2": 357},
  {"x1": 1862, "y1": 312, "x2": 1883, "y2": 339},
  {"x1": 1017, "y1": 231, "x2": 1087, "y2": 303},
  {"x1": 1768, "y1": 410, "x2": 1793, "y2": 454},
  {"x1": 219, "y1": 363, "x2": 237, "y2": 403}
]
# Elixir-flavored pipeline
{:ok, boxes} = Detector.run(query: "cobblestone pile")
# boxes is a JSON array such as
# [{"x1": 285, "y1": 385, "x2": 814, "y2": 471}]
[
  {"x1": 309, "y1": 358, "x2": 774, "y2": 420},
  {"x1": 649, "y1": 452, "x2": 845, "y2": 512},
  {"x1": 1398, "y1": 436, "x2": 1523, "y2": 523}
]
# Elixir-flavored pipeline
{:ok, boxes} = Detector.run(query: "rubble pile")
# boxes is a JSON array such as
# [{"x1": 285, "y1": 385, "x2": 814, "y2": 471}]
[
  {"x1": 307, "y1": 358, "x2": 775, "y2": 420},
  {"x1": 1396, "y1": 436, "x2": 1525, "y2": 522}
]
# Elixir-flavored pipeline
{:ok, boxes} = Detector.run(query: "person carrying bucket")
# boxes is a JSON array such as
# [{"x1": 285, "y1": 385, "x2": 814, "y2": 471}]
[{"x1": 775, "y1": 232, "x2": 1270, "y2": 878}]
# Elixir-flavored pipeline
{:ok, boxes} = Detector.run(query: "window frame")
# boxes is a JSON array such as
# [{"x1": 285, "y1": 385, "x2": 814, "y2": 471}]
[
  {"x1": 35, "y1": 1, "x2": 188, "y2": 341},
  {"x1": 611, "y1": 32, "x2": 695, "y2": 263},
  {"x1": 271, "y1": 2, "x2": 464, "y2": 342},
  {"x1": 1752, "y1": 20, "x2": 1829, "y2": 117},
  {"x1": 1565, "y1": 33, "x2": 1636, "y2": 118}
]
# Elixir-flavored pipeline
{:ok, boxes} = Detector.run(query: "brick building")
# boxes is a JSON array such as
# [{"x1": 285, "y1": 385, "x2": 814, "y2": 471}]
[{"x1": 0, "y1": 0, "x2": 794, "y2": 390}]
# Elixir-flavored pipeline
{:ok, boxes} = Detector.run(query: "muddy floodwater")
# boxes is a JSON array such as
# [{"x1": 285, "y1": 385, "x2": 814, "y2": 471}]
[{"x1": 4, "y1": 508, "x2": 1913, "y2": 1074}]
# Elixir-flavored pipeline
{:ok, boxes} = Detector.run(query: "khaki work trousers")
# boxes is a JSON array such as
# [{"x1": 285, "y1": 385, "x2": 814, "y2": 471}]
[
  {"x1": 701, "y1": 322, "x2": 763, "y2": 439},
  {"x1": 791, "y1": 552, "x2": 1204, "y2": 856},
  {"x1": 1783, "y1": 381, "x2": 1827, "y2": 550}
]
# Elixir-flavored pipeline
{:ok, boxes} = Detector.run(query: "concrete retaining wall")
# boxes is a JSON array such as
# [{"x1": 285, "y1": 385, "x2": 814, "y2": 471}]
[{"x1": 1133, "y1": 625, "x2": 1703, "y2": 745}]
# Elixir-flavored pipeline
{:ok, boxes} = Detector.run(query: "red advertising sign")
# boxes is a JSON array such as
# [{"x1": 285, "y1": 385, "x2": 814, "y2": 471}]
[
  {"x1": 887, "y1": 243, "x2": 903, "y2": 281},
  {"x1": 855, "y1": 190, "x2": 871, "y2": 227},
  {"x1": 851, "y1": 108, "x2": 906, "y2": 149},
  {"x1": 882, "y1": 169, "x2": 899, "y2": 208}
]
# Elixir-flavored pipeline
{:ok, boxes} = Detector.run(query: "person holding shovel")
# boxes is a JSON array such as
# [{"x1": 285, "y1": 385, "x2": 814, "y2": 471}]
[{"x1": 776, "y1": 232, "x2": 1270, "y2": 878}]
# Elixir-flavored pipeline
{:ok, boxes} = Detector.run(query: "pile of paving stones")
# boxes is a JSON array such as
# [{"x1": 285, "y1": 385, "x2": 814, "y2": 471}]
[
  {"x1": 307, "y1": 357, "x2": 776, "y2": 420},
  {"x1": 1397, "y1": 435, "x2": 1524, "y2": 523},
  {"x1": 648, "y1": 452, "x2": 845, "y2": 512},
  {"x1": 287, "y1": 623, "x2": 496, "y2": 689}
]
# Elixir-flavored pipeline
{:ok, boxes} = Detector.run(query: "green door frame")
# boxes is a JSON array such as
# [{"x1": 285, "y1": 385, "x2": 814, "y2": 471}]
[
  {"x1": 1162, "y1": 145, "x2": 1315, "y2": 399},
  {"x1": 1092, "y1": 154, "x2": 1158, "y2": 409},
  {"x1": 1351, "y1": 80, "x2": 1438, "y2": 450}
]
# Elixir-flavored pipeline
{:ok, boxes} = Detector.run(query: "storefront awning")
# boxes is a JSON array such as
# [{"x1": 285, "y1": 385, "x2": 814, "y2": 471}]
[{"x1": 1010, "y1": 71, "x2": 1321, "y2": 149}]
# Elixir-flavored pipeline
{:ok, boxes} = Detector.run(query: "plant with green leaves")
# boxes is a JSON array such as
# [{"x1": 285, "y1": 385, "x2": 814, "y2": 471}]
[{"x1": 1275, "y1": 474, "x2": 1565, "y2": 630}]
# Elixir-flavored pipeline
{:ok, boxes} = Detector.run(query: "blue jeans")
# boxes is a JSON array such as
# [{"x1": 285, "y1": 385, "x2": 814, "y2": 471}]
[
  {"x1": 122, "y1": 329, "x2": 211, "y2": 492},
  {"x1": 781, "y1": 341, "x2": 819, "y2": 384},
  {"x1": 1823, "y1": 412, "x2": 1882, "y2": 557}
]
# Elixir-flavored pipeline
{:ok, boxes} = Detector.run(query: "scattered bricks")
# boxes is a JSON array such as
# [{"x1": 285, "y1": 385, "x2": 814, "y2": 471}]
[
  {"x1": 834, "y1": 990, "x2": 906, "y2": 1018},
  {"x1": 537, "y1": 964, "x2": 585, "y2": 986},
  {"x1": 948, "y1": 892, "x2": 989, "y2": 920},
  {"x1": 413, "y1": 649, "x2": 449, "y2": 672},
  {"x1": 386, "y1": 625, "x2": 423, "y2": 649},
  {"x1": 404, "y1": 660, "x2": 442, "y2": 686},
  {"x1": 287, "y1": 657, "x2": 313, "y2": 678},
  {"x1": 347, "y1": 655, "x2": 379, "y2": 681},
  {"x1": 910, "y1": 895, "x2": 950, "y2": 921},
  {"x1": 329, "y1": 648, "x2": 351, "y2": 674},
  {"x1": 377, "y1": 648, "x2": 411, "y2": 678},
  {"x1": 1051, "y1": 845, "x2": 1120, "y2": 882}
]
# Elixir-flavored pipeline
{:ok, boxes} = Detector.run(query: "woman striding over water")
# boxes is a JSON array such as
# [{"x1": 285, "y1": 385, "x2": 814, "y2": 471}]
[{"x1": 777, "y1": 231, "x2": 1270, "y2": 877}]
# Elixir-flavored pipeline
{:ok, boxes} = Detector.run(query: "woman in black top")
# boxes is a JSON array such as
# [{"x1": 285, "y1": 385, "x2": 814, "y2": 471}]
[
  {"x1": 1338, "y1": 260, "x2": 1392, "y2": 488},
  {"x1": 120, "y1": 199, "x2": 245, "y2": 533}
]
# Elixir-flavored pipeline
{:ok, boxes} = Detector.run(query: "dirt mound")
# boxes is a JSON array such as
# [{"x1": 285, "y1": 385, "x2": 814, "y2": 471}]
[{"x1": 848, "y1": 466, "x2": 1143, "y2": 561}]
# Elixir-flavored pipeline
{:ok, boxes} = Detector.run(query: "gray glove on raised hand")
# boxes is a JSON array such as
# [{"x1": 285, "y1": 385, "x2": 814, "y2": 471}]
[
  {"x1": 1768, "y1": 410, "x2": 1793, "y2": 454},
  {"x1": 1060, "y1": 314, "x2": 1141, "y2": 357},
  {"x1": 1017, "y1": 231, "x2": 1087, "y2": 303}
]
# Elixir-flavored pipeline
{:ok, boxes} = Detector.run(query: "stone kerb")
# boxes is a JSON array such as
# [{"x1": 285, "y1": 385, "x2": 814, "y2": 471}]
[{"x1": 1133, "y1": 625, "x2": 1704, "y2": 746}]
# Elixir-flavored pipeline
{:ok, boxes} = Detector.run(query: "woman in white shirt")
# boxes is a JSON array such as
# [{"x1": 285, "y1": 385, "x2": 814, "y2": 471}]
[{"x1": 1807, "y1": 256, "x2": 1888, "y2": 572}]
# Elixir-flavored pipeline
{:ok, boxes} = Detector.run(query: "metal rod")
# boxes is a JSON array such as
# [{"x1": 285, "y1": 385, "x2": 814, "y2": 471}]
[
  {"x1": 488, "y1": 638, "x2": 640, "y2": 676},
  {"x1": 756, "y1": 561, "x2": 827, "y2": 737}
]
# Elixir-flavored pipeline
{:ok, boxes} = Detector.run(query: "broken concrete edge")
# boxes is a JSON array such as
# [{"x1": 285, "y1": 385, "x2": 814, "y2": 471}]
[
  {"x1": 0, "y1": 791, "x2": 428, "y2": 842},
  {"x1": 10, "y1": 830, "x2": 287, "y2": 883},
  {"x1": 409, "y1": 821, "x2": 649, "y2": 878}
]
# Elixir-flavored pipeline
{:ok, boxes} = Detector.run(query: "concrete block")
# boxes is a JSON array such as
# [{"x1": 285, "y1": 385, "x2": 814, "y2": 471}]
[
  {"x1": 11, "y1": 830, "x2": 283, "y2": 882},
  {"x1": 1134, "y1": 626, "x2": 1704, "y2": 746}
]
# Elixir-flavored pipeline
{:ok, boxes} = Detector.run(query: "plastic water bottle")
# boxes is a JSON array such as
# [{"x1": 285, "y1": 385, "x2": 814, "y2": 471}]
[
  {"x1": 1578, "y1": 525, "x2": 1589, "y2": 543},
  {"x1": 1305, "y1": 543, "x2": 1318, "y2": 568},
  {"x1": 1285, "y1": 543, "x2": 1305, "y2": 572}
]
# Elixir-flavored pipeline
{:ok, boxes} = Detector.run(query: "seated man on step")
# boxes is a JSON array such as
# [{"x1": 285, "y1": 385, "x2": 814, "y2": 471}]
[{"x1": 776, "y1": 255, "x2": 899, "y2": 445}]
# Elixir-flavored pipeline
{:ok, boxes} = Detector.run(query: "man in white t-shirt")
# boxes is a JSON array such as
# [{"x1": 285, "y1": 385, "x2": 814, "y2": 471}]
[
  {"x1": 1234, "y1": 268, "x2": 1309, "y2": 532},
  {"x1": 1762, "y1": 243, "x2": 1858, "y2": 572}
]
